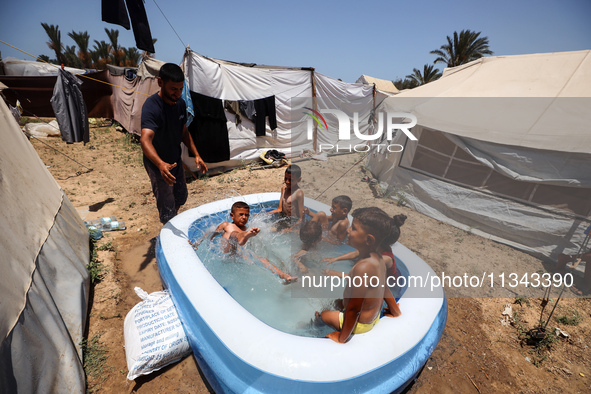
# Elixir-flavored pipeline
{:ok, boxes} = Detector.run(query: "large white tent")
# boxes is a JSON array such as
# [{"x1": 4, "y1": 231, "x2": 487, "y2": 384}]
[
  {"x1": 0, "y1": 98, "x2": 90, "y2": 391},
  {"x1": 367, "y1": 50, "x2": 591, "y2": 261}
]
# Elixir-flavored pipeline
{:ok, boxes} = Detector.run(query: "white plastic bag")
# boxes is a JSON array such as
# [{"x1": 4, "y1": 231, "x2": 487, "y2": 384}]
[
  {"x1": 24, "y1": 120, "x2": 61, "y2": 137},
  {"x1": 124, "y1": 287, "x2": 191, "y2": 380}
]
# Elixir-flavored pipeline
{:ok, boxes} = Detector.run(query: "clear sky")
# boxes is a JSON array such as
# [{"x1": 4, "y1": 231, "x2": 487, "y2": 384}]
[{"x1": 1, "y1": 0, "x2": 590, "y2": 83}]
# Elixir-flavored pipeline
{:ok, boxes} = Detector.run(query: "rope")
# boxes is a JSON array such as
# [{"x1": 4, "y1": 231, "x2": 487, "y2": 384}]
[
  {"x1": 315, "y1": 153, "x2": 368, "y2": 200},
  {"x1": 151, "y1": 0, "x2": 186, "y2": 49},
  {"x1": 0, "y1": 40, "x2": 149, "y2": 97}
]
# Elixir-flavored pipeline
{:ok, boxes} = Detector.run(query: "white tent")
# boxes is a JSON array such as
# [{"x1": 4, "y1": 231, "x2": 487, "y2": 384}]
[
  {"x1": 0, "y1": 98, "x2": 90, "y2": 391},
  {"x1": 367, "y1": 50, "x2": 591, "y2": 261},
  {"x1": 356, "y1": 74, "x2": 400, "y2": 95}
]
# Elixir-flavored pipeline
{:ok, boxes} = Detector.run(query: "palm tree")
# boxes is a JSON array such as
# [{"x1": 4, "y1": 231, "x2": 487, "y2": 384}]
[
  {"x1": 406, "y1": 64, "x2": 442, "y2": 86},
  {"x1": 430, "y1": 29, "x2": 493, "y2": 68},
  {"x1": 91, "y1": 40, "x2": 112, "y2": 69},
  {"x1": 124, "y1": 47, "x2": 141, "y2": 67},
  {"x1": 393, "y1": 77, "x2": 418, "y2": 91},
  {"x1": 68, "y1": 31, "x2": 92, "y2": 68},
  {"x1": 104, "y1": 28, "x2": 125, "y2": 66},
  {"x1": 63, "y1": 45, "x2": 81, "y2": 68},
  {"x1": 41, "y1": 23, "x2": 65, "y2": 65}
]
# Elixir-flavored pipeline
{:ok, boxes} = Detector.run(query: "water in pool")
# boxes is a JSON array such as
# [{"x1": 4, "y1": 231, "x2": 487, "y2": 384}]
[{"x1": 188, "y1": 201, "x2": 406, "y2": 338}]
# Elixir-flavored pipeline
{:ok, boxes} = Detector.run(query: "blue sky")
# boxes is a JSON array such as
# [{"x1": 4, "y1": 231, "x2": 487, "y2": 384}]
[{"x1": 1, "y1": 0, "x2": 590, "y2": 83}]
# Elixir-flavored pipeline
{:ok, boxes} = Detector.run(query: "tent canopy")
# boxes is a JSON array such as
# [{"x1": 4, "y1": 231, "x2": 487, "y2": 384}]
[{"x1": 368, "y1": 50, "x2": 591, "y2": 261}]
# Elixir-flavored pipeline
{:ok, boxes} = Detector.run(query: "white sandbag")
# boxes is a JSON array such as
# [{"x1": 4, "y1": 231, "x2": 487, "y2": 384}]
[
  {"x1": 124, "y1": 287, "x2": 191, "y2": 380},
  {"x1": 25, "y1": 120, "x2": 61, "y2": 137}
]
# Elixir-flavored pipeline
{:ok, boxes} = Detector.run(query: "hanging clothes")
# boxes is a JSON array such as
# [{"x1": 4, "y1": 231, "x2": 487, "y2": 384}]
[
  {"x1": 50, "y1": 69, "x2": 89, "y2": 144},
  {"x1": 253, "y1": 95, "x2": 277, "y2": 136},
  {"x1": 238, "y1": 100, "x2": 256, "y2": 122},
  {"x1": 189, "y1": 91, "x2": 230, "y2": 163},
  {"x1": 101, "y1": 0, "x2": 131, "y2": 30},
  {"x1": 101, "y1": 0, "x2": 155, "y2": 53},
  {"x1": 224, "y1": 100, "x2": 242, "y2": 125},
  {"x1": 182, "y1": 80, "x2": 194, "y2": 127}
]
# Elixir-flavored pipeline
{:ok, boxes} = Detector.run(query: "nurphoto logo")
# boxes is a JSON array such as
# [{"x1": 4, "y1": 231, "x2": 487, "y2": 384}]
[{"x1": 304, "y1": 108, "x2": 418, "y2": 153}]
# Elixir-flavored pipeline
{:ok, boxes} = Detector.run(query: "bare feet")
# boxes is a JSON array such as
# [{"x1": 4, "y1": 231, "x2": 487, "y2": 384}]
[{"x1": 282, "y1": 275, "x2": 298, "y2": 285}]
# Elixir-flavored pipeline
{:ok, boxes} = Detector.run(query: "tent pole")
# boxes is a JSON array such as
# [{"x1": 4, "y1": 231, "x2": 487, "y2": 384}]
[{"x1": 311, "y1": 68, "x2": 318, "y2": 152}]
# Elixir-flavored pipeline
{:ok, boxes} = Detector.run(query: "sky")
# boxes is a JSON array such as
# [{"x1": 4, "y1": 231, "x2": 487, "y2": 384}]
[{"x1": 1, "y1": 0, "x2": 590, "y2": 83}]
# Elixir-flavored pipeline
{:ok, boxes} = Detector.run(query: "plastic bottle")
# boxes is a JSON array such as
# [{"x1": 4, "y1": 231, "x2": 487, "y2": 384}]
[
  {"x1": 88, "y1": 216, "x2": 126, "y2": 231},
  {"x1": 89, "y1": 216, "x2": 117, "y2": 226},
  {"x1": 98, "y1": 220, "x2": 126, "y2": 231},
  {"x1": 84, "y1": 222, "x2": 103, "y2": 240}
]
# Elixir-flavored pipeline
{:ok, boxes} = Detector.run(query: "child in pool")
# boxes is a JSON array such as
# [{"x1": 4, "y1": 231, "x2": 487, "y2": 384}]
[
  {"x1": 267, "y1": 164, "x2": 305, "y2": 230},
  {"x1": 318, "y1": 208, "x2": 392, "y2": 343},
  {"x1": 292, "y1": 220, "x2": 323, "y2": 273},
  {"x1": 323, "y1": 208, "x2": 405, "y2": 318},
  {"x1": 303, "y1": 195, "x2": 352, "y2": 244},
  {"x1": 192, "y1": 201, "x2": 297, "y2": 283}
]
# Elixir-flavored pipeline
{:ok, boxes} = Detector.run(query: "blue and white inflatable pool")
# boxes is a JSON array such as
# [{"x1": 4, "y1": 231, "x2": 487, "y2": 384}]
[{"x1": 156, "y1": 193, "x2": 447, "y2": 393}]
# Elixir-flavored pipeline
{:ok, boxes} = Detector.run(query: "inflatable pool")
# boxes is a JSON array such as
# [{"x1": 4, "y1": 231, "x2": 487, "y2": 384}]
[{"x1": 156, "y1": 193, "x2": 447, "y2": 393}]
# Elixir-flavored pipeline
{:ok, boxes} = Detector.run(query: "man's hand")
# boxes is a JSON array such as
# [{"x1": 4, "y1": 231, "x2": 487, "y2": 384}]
[
  {"x1": 194, "y1": 156, "x2": 208, "y2": 174},
  {"x1": 159, "y1": 162, "x2": 178, "y2": 186}
]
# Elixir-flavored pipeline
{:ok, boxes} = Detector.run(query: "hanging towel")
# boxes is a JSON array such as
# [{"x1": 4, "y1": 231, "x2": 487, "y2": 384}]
[{"x1": 189, "y1": 91, "x2": 230, "y2": 163}]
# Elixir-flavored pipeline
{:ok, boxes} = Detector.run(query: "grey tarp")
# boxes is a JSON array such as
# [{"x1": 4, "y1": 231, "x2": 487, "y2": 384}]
[{"x1": 0, "y1": 97, "x2": 89, "y2": 392}]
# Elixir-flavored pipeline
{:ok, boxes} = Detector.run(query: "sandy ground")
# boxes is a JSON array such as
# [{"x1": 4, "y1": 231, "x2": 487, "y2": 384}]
[{"x1": 29, "y1": 121, "x2": 591, "y2": 393}]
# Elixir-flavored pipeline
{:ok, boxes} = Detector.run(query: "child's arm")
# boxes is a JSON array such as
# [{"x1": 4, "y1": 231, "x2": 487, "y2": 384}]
[
  {"x1": 231, "y1": 227, "x2": 260, "y2": 245},
  {"x1": 383, "y1": 286, "x2": 401, "y2": 317},
  {"x1": 322, "y1": 250, "x2": 359, "y2": 265},
  {"x1": 267, "y1": 186, "x2": 286, "y2": 215},
  {"x1": 292, "y1": 189, "x2": 305, "y2": 224}
]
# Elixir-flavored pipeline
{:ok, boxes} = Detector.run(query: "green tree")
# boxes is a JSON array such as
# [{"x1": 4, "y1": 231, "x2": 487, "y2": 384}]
[
  {"x1": 124, "y1": 47, "x2": 141, "y2": 67},
  {"x1": 63, "y1": 45, "x2": 81, "y2": 68},
  {"x1": 41, "y1": 23, "x2": 65, "y2": 65},
  {"x1": 430, "y1": 29, "x2": 493, "y2": 68},
  {"x1": 68, "y1": 31, "x2": 92, "y2": 68},
  {"x1": 393, "y1": 77, "x2": 419, "y2": 90},
  {"x1": 406, "y1": 64, "x2": 442, "y2": 86},
  {"x1": 91, "y1": 40, "x2": 112, "y2": 69},
  {"x1": 104, "y1": 28, "x2": 125, "y2": 66}
]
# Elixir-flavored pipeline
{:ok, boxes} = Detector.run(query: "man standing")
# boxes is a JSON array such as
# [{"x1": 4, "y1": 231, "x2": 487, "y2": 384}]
[{"x1": 140, "y1": 63, "x2": 207, "y2": 224}]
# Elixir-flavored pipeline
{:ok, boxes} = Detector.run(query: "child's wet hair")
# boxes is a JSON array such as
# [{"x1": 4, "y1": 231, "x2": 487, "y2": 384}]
[
  {"x1": 286, "y1": 164, "x2": 301, "y2": 179},
  {"x1": 352, "y1": 207, "x2": 406, "y2": 247},
  {"x1": 299, "y1": 220, "x2": 322, "y2": 248},
  {"x1": 231, "y1": 201, "x2": 250, "y2": 213},
  {"x1": 332, "y1": 195, "x2": 352, "y2": 212}
]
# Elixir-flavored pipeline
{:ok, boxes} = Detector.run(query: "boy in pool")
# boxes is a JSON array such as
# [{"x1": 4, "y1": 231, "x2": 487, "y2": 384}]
[
  {"x1": 267, "y1": 164, "x2": 305, "y2": 229},
  {"x1": 318, "y1": 208, "x2": 391, "y2": 343},
  {"x1": 292, "y1": 220, "x2": 323, "y2": 273},
  {"x1": 204, "y1": 201, "x2": 297, "y2": 283},
  {"x1": 303, "y1": 195, "x2": 352, "y2": 244}
]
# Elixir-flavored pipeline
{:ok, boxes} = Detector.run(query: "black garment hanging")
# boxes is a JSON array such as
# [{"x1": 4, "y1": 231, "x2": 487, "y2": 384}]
[
  {"x1": 101, "y1": 0, "x2": 155, "y2": 53},
  {"x1": 189, "y1": 91, "x2": 230, "y2": 163},
  {"x1": 253, "y1": 95, "x2": 277, "y2": 136},
  {"x1": 101, "y1": 0, "x2": 130, "y2": 30}
]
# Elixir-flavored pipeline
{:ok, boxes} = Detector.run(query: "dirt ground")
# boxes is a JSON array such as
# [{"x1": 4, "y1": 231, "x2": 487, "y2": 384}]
[{"x1": 29, "y1": 120, "x2": 591, "y2": 393}]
